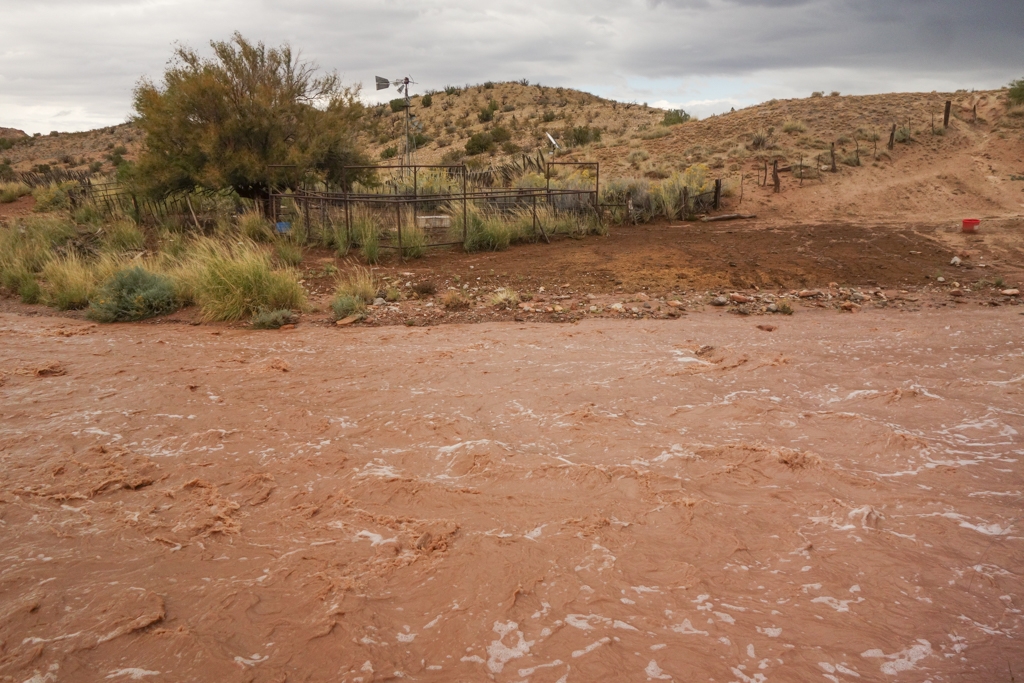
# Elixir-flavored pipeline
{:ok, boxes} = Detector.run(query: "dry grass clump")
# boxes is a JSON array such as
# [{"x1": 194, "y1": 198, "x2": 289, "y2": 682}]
[
  {"x1": 0, "y1": 182, "x2": 31, "y2": 204},
  {"x1": 238, "y1": 210, "x2": 274, "y2": 242},
  {"x1": 42, "y1": 252, "x2": 125, "y2": 310},
  {"x1": 782, "y1": 120, "x2": 807, "y2": 134},
  {"x1": 331, "y1": 266, "x2": 376, "y2": 319},
  {"x1": 441, "y1": 289, "x2": 471, "y2": 309},
  {"x1": 100, "y1": 220, "x2": 146, "y2": 252},
  {"x1": 488, "y1": 287, "x2": 520, "y2": 308},
  {"x1": 182, "y1": 238, "x2": 305, "y2": 321}
]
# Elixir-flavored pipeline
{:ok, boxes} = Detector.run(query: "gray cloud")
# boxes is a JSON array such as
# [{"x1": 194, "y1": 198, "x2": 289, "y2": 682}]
[{"x1": 0, "y1": 0, "x2": 1019, "y2": 133}]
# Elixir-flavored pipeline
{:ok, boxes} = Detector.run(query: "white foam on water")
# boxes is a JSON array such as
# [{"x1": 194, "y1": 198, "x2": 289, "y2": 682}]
[
  {"x1": 730, "y1": 666, "x2": 767, "y2": 682},
  {"x1": 525, "y1": 524, "x2": 546, "y2": 541},
  {"x1": 713, "y1": 611, "x2": 736, "y2": 624},
  {"x1": 670, "y1": 619, "x2": 709, "y2": 636},
  {"x1": 572, "y1": 637, "x2": 610, "y2": 658},
  {"x1": 353, "y1": 531, "x2": 396, "y2": 547},
  {"x1": 355, "y1": 460, "x2": 402, "y2": 479},
  {"x1": 756, "y1": 626, "x2": 782, "y2": 637},
  {"x1": 517, "y1": 659, "x2": 563, "y2": 677},
  {"x1": 233, "y1": 654, "x2": 269, "y2": 667},
  {"x1": 923, "y1": 512, "x2": 1012, "y2": 536},
  {"x1": 645, "y1": 660, "x2": 672, "y2": 679},
  {"x1": 811, "y1": 596, "x2": 864, "y2": 613},
  {"x1": 485, "y1": 621, "x2": 534, "y2": 673},
  {"x1": 861, "y1": 640, "x2": 932, "y2": 675},
  {"x1": 565, "y1": 614, "x2": 608, "y2": 631},
  {"x1": 105, "y1": 670, "x2": 161, "y2": 680}
]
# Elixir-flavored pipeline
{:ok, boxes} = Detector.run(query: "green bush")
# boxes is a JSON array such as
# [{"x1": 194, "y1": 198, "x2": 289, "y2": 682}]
[
  {"x1": 1008, "y1": 78, "x2": 1024, "y2": 106},
  {"x1": 567, "y1": 126, "x2": 601, "y2": 147},
  {"x1": 87, "y1": 267, "x2": 179, "y2": 322},
  {"x1": 466, "y1": 132, "x2": 494, "y2": 155},
  {"x1": 32, "y1": 183, "x2": 73, "y2": 212},
  {"x1": 477, "y1": 107, "x2": 494, "y2": 123},
  {"x1": 331, "y1": 294, "x2": 365, "y2": 319},
  {"x1": 251, "y1": 308, "x2": 297, "y2": 329},
  {"x1": 381, "y1": 146, "x2": 398, "y2": 160},
  {"x1": 390, "y1": 98, "x2": 407, "y2": 113},
  {"x1": 491, "y1": 126, "x2": 512, "y2": 144},
  {"x1": 662, "y1": 109, "x2": 691, "y2": 126},
  {"x1": 1, "y1": 266, "x2": 41, "y2": 303},
  {"x1": 421, "y1": 93, "x2": 433, "y2": 108},
  {"x1": 542, "y1": 111, "x2": 556, "y2": 123}
]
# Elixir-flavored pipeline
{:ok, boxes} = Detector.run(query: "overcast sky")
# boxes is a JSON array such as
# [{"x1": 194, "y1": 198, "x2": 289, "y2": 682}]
[{"x1": 1, "y1": 0, "x2": 1021, "y2": 134}]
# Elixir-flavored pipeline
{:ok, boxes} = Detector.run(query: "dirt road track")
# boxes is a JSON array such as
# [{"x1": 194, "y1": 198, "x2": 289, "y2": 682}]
[{"x1": 1, "y1": 308, "x2": 1022, "y2": 682}]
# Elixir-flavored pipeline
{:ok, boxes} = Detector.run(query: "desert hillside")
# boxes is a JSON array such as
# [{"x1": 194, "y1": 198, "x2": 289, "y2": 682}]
[{"x1": 3, "y1": 84, "x2": 1023, "y2": 222}]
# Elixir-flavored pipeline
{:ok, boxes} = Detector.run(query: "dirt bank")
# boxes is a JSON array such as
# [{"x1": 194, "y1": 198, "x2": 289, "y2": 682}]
[{"x1": 1, "y1": 307, "x2": 1022, "y2": 682}]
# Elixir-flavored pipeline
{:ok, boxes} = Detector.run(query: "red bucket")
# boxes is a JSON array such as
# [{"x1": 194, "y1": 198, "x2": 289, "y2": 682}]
[{"x1": 962, "y1": 218, "x2": 980, "y2": 233}]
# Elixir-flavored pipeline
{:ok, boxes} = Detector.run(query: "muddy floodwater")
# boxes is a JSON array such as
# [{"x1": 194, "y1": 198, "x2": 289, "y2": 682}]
[{"x1": 1, "y1": 309, "x2": 1022, "y2": 682}]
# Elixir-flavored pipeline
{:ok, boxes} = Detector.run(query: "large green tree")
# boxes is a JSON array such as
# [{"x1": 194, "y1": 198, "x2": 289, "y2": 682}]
[{"x1": 133, "y1": 33, "x2": 368, "y2": 204}]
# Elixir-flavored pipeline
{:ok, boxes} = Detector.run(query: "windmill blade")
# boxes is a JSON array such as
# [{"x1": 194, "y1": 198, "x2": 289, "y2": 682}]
[{"x1": 375, "y1": 76, "x2": 390, "y2": 91}]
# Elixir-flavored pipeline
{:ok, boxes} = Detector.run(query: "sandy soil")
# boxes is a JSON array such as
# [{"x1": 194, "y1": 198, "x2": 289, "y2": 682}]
[{"x1": 1, "y1": 305, "x2": 1022, "y2": 682}]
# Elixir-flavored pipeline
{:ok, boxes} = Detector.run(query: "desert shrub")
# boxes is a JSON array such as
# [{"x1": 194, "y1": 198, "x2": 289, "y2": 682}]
[
  {"x1": 0, "y1": 182, "x2": 31, "y2": 204},
  {"x1": 444, "y1": 85, "x2": 460, "y2": 96},
  {"x1": 275, "y1": 241, "x2": 304, "y2": 267},
  {"x1": 251, "y1": 308, "x2": 297, "y2": 329},
  {"x1": 87, "y1": 267, "x2": 178, "y2": 322},
  {"x1": 101, "y1": 220, "x2": 146, "y2": 252},
  {"x1": 390, "y1": 98, "x2": 406, "y2": 113},
  {"x1": 782, "y1": 120, "x2": 806, "y2": 134},
  {"x1": 1009, "y1": 78, "x2": 1024, "y2": 106},
  {"x1": 490, "y1": 126, "x2": 512, "y2": 144},
  {"x1": 421, "y1": 93, "x2": 433, "y2": 108},
  {"x1": 238, "y1": 210, "x2": 273, "y2": 242},
  {"x1": 184, "y1": 239, "x2": 305, "y2": 321},
  {"x1": 542, "y1": 110, "x2": 557, "y2": 123},
  {"x1": 488, "y1": 287, "x2": 520, "y2": 308},
  {"x1": 829, "y1": 91, "x2": 840, "y2": 97},
  {"x1": 750, "y1": 128, "x2": 773, "y2": 150},
  {"x1": 466, "y1": 132, "x2": 494, "y2": 155},
  {"x1": 662, "y1": 109, "x2": 691, "y2": 126},
  {"x1": 777, "y1": 301, "x2": 794, "y2": 315},
  {"x1": 73, "y1": 203, "x2": 103, "y2": 225},
  {"x1": 567, "y1": 126, "x2": 601, "y2": 146},
  {"x1": 626, "y1": 149, "x2": 649, "y2": 165},
  {"x1": 640, "y1": 127, "x2": 671, "y2": 140},
  {"x1": 894, "y1": 126, "x2": 912, "y2": 143},
  {"x1": 441, "y1": 289, "x2": 470, "y2": 309},
  {"x1": 381, "y1": 146, "x2": 398, "y2": 160},
  {"x1": 32, "y1": 183, "x2": 74, "y2": 212},
  {"x1": 810, "y1": 91, "x2": 823, "y2": 98},
  {"x1": 411, "y1": 281, "x2": 436, "y2": 296},
  {"x1": 477, "y1": 107, "x2": 494, "y2": 123},
  {"x1": 331, "y1": 294, "x2": 365, "y2": 319},
  {"x1": 840, "y1": 151, "x2": 861, "y2": 167},
  {"x1": 385, "y1": 286, "x2": 402, "y2": 301}
]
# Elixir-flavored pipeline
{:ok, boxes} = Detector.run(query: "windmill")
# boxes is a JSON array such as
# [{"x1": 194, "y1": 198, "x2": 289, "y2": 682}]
[{"x1": 376, "y1": 75, "x2": 417, "y2": 167}]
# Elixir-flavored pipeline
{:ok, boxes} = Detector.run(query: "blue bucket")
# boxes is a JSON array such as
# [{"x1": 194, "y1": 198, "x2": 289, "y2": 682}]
[{"x1": 275, "y1": 221, "x2": 291, "y2": 234}]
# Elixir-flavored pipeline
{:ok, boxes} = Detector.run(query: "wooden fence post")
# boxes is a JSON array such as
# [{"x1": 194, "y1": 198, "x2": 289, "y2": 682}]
[
  {"x1": 830, "y1": 143, "x2": 837, "y2": 173},
  {"x1": 772, "y1": 160, "x2": 780, "y2": 194},
  {"x1": 713, "y1": 178, "x2": 722, "y2": 210},
  {"x1": 888, "y1": 124, "x2": 896, "y2": 151},
  {"x1": 943, "y1": 100, "x2": 951, "y2": 128}
]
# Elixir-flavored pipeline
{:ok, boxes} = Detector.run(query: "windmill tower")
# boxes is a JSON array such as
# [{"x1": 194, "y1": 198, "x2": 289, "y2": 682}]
[{"x1": 375, "y1": 75, "x2": 418, "y2": 167}]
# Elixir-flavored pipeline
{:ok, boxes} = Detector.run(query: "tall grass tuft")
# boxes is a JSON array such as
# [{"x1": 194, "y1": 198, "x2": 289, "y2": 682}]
[
  {"x1": 87, "y1": 267, "x2": 178, "y2": 322},
  {"x1": 401, "y1": 224, "x2": 427, "y2": 258},
  {"x1": 238, "y1": 210, "x2": 273, "y2": 242},
  {"x1": 101, "y1": 220, "x2": 146, "y2": 252},
  {"x1": 42, "y1": 253, "x2": 98, "y2": 310},
  {"x1": 331, "y1": 266, "x2": 376, "y2": 319},
  {"x1": 182, "y1": 238, "x2": 305, "y2": 321}
]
